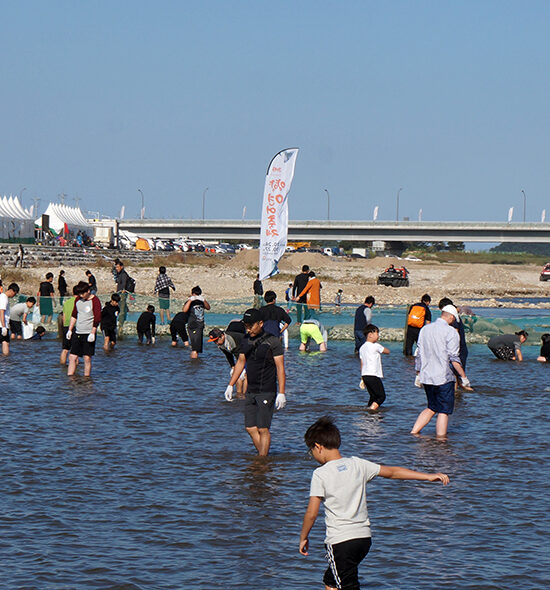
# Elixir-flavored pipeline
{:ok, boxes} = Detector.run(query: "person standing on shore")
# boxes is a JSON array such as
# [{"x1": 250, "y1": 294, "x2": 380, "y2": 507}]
[
  {"x1": 411, "y1": 305, "x2": 470, "y2": 438},
  {"x1": 292, "y1": 265, "x2": 310, "y2": 324},
  {"x1": 37, "y1": 273, "x2": 56, "y2": 324},
  {"x1": 154, "y1": 266, "x2": 176, "y2": 325},
  {"x1": 66, "y1": 281, "x2": 101, "y2": 377},
  {"x1": 354, "y1": 296, "x2": 375, "y2": 353},
  {"x1": 86, "y1": 270, "x2": 98, "y2": 295},
  {"x1": 224, "y1": 308, "x2": 286, "y2": 456},
  {"x1": 253, "y1": 274, "x2": 263, "y2": 309},
  {"x1": 404, "y1": 294, "x2": 431, "y2": 356}
]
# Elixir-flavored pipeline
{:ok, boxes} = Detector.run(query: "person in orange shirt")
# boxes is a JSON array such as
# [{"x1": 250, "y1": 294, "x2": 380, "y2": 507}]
[{"x1": 298, "y1": 271, "x2": 322, "y2": 320}]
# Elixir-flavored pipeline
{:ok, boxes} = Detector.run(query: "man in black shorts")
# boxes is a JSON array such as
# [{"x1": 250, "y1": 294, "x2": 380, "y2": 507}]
[{"x1": 224, "y1": 308, "x2": 286, "y2": 456}]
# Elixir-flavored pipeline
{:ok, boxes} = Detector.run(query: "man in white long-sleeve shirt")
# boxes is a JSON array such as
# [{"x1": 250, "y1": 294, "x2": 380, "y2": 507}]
[{"x1": 411, "y1": 305, "x2": 470, "y2": 437}]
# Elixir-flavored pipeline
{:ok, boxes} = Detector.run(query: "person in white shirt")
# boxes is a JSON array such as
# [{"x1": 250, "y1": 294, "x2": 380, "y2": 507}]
[
  {"x1": 0, "y1": 281, "x2": 20, "y2": 356},
  {"x1": 299, "y1": 416, "x2": 449, "y2": 590},
  {"x1": 359, "y1": 324, "x2": 389, "y2": 410}
]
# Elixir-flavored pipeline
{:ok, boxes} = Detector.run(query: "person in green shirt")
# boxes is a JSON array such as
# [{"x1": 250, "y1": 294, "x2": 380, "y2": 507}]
[{"x1": 60, "y1": 286, "x2": 77, "y2": 365}]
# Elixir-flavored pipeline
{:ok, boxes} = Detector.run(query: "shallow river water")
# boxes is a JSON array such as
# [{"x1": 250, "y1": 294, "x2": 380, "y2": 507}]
[{"x1": 1, "y1": 335, "x2": 549, "y2": 589}]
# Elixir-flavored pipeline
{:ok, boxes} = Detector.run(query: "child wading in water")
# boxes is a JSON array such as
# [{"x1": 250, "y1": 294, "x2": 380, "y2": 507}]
[
  {"x1": 359, "y1": 324, "x2": 389, "y2": 410},
  {"x1": 299, "y1": 416, "x2": 449, "y2": 590}
]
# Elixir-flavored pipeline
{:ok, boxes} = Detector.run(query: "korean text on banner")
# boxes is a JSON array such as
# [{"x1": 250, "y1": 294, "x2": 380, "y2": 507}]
[{"x1": 259, "y1": 148, "x2": 299, "y2": 280}]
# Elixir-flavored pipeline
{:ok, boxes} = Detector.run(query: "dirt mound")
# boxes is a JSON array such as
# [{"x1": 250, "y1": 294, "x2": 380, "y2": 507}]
[{"x1": 443, "y1": 264, "x2": 522, "y2": 289}]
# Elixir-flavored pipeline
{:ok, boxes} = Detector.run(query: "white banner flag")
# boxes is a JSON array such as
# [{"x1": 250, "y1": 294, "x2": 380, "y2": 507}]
[
  {"x1": 373, "y1": 206, "x2": 379, "y2": 221},
  {"x1": 508, "y1": 207, "x2": 514, "y2": 223},
  {"x1": 259, "y1": 148, "x2": 299, "y2": 280}
]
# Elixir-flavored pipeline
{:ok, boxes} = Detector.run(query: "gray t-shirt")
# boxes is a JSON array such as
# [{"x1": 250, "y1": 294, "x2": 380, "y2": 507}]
[
  {"x1": 9, "y1": 302, "x2": 30, "y2": 322},
  {"x1": 488, "y1": 334, "x2": 521, "y2": 352},
  {"x1": 310, "y1": 456, "x2": 380, "y2": 544}
]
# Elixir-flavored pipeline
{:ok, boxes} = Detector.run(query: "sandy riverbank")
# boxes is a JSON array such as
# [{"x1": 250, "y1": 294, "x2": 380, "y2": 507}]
[{"x1": 2, "y1": 250, "x2": 549, "y2": 307}]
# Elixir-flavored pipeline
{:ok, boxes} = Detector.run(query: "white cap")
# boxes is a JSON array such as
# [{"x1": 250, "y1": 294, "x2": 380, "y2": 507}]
[{"x1": 441, "y1": 305, "x2": 459, "y2": 321}]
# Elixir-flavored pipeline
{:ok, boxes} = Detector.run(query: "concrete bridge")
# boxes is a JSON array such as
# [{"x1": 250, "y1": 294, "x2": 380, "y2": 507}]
[{"x1": 117, "y1": 219, "x2": 550, "y2": 243}]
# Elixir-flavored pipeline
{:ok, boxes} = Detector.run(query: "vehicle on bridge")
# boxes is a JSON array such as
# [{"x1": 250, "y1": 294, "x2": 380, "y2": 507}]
[{"x1": 377, "y1": 265, "x2": 409, "y2": 287}]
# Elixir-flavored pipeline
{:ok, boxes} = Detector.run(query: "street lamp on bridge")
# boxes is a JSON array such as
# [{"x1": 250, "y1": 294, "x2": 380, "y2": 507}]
[
  {"x1": 324, "y1": 189, "x2": 330, "y2": 221},
  {"x1": 521, "y1": 189, "x2": 526, "y2": 222},
  {"x1": 202, "y1": 187, "x2": 209, "y2": 221},
  {"x1": 138, "y1": 189, "x2": 145, "y2": 219},
  {"x1": 396, "y1": 188, "x2": 403, "y2": 221},
  {"x1": 18, "y1": 187, "x2": 26, "y2": 205}
]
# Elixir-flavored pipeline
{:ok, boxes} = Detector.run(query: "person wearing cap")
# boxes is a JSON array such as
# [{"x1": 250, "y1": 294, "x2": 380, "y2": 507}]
[
  {"x1": 224, "y1": 308, "x2": 286, "y2": 456},
  {"x1": 487, "y1": 330, "x2": 528, "y2": 361},
  {"x1": 411, "y1": 305, "x2": 471, "y2": 438},
  {"x1": 438, "y1": 297, "x2": 471, "y2": 391},
  {"x1": 208, "y1": 321, "x2": 247, "y2": 394}
]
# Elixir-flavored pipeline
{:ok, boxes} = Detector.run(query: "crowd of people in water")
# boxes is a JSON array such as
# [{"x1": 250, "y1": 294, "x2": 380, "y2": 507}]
[{"x1": 0, "y1": 258, "x2": 547, "y2": 588}]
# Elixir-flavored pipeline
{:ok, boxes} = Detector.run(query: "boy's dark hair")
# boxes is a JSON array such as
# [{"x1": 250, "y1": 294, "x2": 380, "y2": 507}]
[
  {"x1": 438, "y1": 297, "x2": 453, "y2": 310},
  {"x1": 27, "y1": 296, "x2": 36, "y2": 304},
  {"x1": 8, "y1": 283, "x2": 19, "y2": 293},
  {"x1": 304, "y1": 416, "x2": 341, "y2": 450},
  {"x1": 36, "y1": 326, "x2": 46, "y2": 335},
  {"x1": 46, "y1": 272, "x2": 54, "y2": 280},
  {"x1": 72, "y1": 285, "x2": 79, "y2": 295},
  {"x1": 421, "y1": 294, "x2": 431, "y2": 304},
  {"x1": 309, "y1": 271, "x2": 316, "y2": 277},
  {"x1": 147, "y1": 304, "x2": 155, "y2": 313},
  {"x1": 60, "y1": 270, "x2": 65, "y2": 275},
  {"x1": 191, "y1": 285, "x2": 202, "y2": 295},
  {"x1": 75, "y1": 281, "x2": 90, "y2": 295},
  {"x1": 111, "y1": 293, "x2": 121, "y2": 303},
  {"x1": 264, "y1": 290, "x2": 277, "y2": 303},
  {"x1": 85, "y1": 270, "x2": 92, "y2": 276},
  {"x1": 515, "y1": 330, "x2": 528, "y2": 339},
  {"x1": 363, "y1": 323, "x2": 379, "y2": 337},
  {"x1": 302, "y1": 265, "x2": 310, "y2": 272},
  {"x1": 365, "y1": 295, "x2": 375, "y2": 305},
  {"x1": 159, "y1": 266, "x2": 166, "y2": 274},
  {"x1": 541, "y1": 333, "x2": 550, "y2": 343}
]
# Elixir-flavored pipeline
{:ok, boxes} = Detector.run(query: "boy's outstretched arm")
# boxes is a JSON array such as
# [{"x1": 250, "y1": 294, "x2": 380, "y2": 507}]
[
  {"x1": 379, "y1": 465, "x2": 450, "y2": 485},
  {"x1": 299, "y1": 496, "x2": 322, "y2": 556}
]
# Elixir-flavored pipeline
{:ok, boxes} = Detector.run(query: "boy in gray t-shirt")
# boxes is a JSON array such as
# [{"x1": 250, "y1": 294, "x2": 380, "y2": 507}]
[{"x1": 299, "y1": 417, "x2": 449, "y2": 589}]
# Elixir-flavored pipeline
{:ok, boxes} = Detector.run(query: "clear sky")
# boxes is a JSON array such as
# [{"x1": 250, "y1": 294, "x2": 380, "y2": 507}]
[{"x1": 2, "y1": 1, "x2": 550, "y2": 223}]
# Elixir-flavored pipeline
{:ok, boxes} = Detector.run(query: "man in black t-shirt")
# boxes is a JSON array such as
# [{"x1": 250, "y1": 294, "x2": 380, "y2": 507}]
[
  {"x1": 260, "y1": 290, "x2": 291, "y2": 338},
  {"x1": 292, "y1": 264, "x2": 310, "y2": 324},
  {"x1": 225, "y1": 308, "x2": 286, "y2": 456},
  {"x1": 253, "y1": 274, "x2": 263, "y2": 309}
]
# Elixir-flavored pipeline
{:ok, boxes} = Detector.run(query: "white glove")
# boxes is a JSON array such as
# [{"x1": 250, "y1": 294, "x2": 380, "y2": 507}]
[
  {"x1": 460, "y1": 376, "x2": 471, "y2": 388},
  {"x1": 359, "y1": 379, "x2": 366, "y2": 390},
  {"x1": 66, "y1": 330, "x2": 73, "y2": 340},
  {"x1": 1, "y1": 327, "x2": 7, "y2": 337},
  {"x1": 275, "y1": 393, "x2": 286, "y2": 410},
  {"x1": 414, "y1": 374, "x2": 422, "y2": 388},
  {"x1": 151, "y1": 336, "x2": 156, "y2": 344},
  {"x1": 224, "y1": 385, "x2": 234, "y2": 402},
  {"x1": 87, "y1": 333, "x2": 95, "y2": 343}
]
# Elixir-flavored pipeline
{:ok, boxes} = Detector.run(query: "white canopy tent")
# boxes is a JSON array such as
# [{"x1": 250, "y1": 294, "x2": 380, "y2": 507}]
[
  {"x1": 34, "y1": 203, "x2": 91, "y2": 236},
  {"x1": 0, "y1": 195, "x2": 34, "y2": 240}
]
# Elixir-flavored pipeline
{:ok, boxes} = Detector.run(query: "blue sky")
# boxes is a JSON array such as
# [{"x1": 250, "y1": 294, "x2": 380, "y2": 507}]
[{"x1": 2, "y1": 1, "x2": 550, "y2": 223}]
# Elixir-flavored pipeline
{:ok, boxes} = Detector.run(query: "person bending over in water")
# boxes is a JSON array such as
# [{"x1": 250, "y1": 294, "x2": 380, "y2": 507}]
[
  {"x1": 537, "y1": 333, "x2": 550, "y2": 362},
  {"x1": 487, "y1": 330, "x2": 528, "y2": 361}
]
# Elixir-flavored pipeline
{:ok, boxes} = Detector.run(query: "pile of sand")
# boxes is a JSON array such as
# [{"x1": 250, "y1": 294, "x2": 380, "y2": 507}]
[{"x1": 443, "y1": 264, "x2": 523, "y2": 290}]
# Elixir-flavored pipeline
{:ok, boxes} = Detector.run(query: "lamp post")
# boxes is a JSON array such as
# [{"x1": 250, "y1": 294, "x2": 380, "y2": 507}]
[
  {"x1": 396, "y1": 187, "x2": 402, "y2": 221},
  {"x1": 202, "y1": 187, "x2": 209, "y2": 221},
  {"x1": 324, "y1": 189, "x2": 330, "y2": 221},
  {"x1": 18, "y1": 187, "x2": 26, "y2": 204},
  {"x1": 138, "y1": 189, "x2": 145, "y2": 219},
  {"x1": 521, "y1": 189, "x2": 526, "y2": 222}
]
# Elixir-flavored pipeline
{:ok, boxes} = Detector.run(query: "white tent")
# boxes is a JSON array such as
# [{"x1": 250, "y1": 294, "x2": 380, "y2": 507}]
[
  {"x1": 34, "y1": 203, "x2": 91, "y2": 235},
  {"x1": 0, "y1": 195, "x2": 34, "y2": 240}
]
